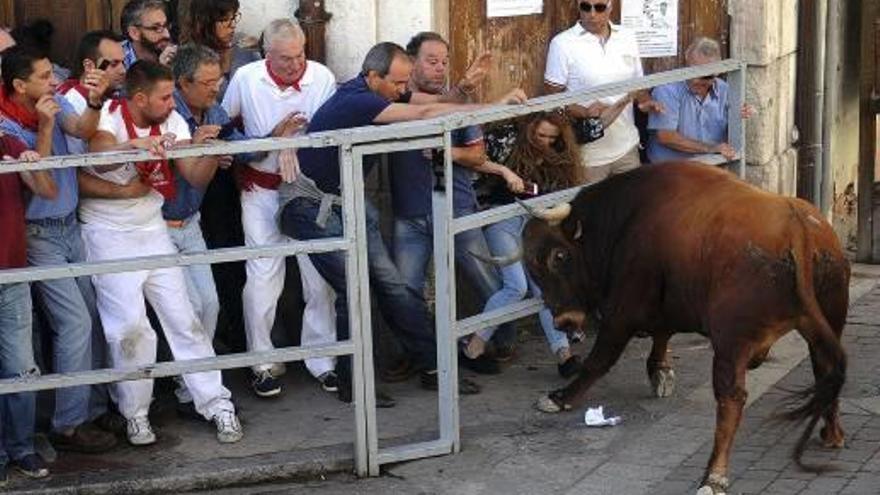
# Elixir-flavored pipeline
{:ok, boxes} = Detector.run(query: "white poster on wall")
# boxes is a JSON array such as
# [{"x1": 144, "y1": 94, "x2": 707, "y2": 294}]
[
  {"x1": 621, "y1": 0, "x2": 679, "y2": 58},
  {"x1": 487, "y1": 0, "x2": 543, "y2": 18}
]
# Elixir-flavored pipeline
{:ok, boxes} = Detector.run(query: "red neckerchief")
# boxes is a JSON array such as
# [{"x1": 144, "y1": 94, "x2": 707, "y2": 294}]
[
  {"x1": 111, "y1": 98, "x2": 177, "y2": 200},
  {"x1": 57, "y1": 78, "x2": 90, "y2": 100},
  {"x1": 266, "y1": 59, "x2": 307, "y2": 92},
  {"x1": 0, "y1": 86, "x2": 39, "y2": 131}
]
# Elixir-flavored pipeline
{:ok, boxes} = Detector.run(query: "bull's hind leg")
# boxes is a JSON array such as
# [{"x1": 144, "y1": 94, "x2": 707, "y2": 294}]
[
  {"x1": 698, "y1": 348, "x2": 750, "y2": 495},
  {"x1": 809, "y1": 347, "x2": 845, "y2": 448},
  {"x1": 647, "y1": 330, "x2": 675, "y2": 398}
]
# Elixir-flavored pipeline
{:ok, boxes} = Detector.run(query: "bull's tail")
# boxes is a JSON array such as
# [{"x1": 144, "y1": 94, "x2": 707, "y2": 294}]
[{"x1": 783, "y1": 205, "x2": 847, "y2": 472}]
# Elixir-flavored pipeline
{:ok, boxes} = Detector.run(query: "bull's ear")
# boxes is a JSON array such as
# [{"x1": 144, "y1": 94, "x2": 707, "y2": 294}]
[{"x1": 563, "y1": 220, "x2": 583, "y2": 242}]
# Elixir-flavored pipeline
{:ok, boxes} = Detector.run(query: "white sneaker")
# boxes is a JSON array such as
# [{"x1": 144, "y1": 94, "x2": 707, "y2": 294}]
[
  {"x1": 126, "y1": 416, "x2": 156, "y2": 446},
  {"x1": 213, "y1": 409, "x2": 243, "y2": 444}
]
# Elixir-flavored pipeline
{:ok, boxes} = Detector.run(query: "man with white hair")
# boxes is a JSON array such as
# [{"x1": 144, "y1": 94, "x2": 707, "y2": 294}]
[
  {"x1": 647, "y1": 37, "x2": 741, "y2": 163},
  {"x1": 221, "y1": 18, "x2": 338, "y2": 398}
]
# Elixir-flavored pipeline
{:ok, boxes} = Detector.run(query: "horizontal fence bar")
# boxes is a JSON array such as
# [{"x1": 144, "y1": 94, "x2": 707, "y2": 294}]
[
  {"x1": 0, "y1": 238, "x2": 350, "y2": 285},
  {"x1": 351, "y1": 136, "x2": 445, "y2": 156},
  {"x1": 455, "y1": 298, "x2": 546, "y2": 338},
  {"x1": 0, "y1": 342, "x2": 355, "y2": 395},
  {"x1": 376, "y1": 439, "x2": 453, "y2": 465},
  {"x1": 452, "y1": 186, "x2": 583, "y2": 234},
  {"x1": 0, "y1": 60, "x2": 742, "y2": 174}
]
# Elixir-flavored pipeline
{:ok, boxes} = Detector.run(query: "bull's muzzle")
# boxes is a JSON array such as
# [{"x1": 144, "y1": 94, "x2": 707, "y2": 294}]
[
  {"x1": 553, "y1": 310, "x2": 587, "y2": 334},
  {"x1": 517, "y1": 199, "x2": 572, "y2": 226}
]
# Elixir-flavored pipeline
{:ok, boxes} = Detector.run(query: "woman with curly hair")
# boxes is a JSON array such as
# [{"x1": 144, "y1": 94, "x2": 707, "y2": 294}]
[
  {"x1": 181, "y1": 0, "x2": 259, "y2": 99},
  {"x1": 464, "y1": 112, "x2": 586, "y2": 378}
]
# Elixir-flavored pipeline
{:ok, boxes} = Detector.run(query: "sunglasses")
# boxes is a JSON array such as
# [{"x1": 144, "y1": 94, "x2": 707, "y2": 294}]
[{"x1": 579, "y1": 2, "x2": 609, "y2": 13}]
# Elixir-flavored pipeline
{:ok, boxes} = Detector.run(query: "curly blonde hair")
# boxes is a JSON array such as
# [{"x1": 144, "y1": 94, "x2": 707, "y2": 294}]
[{"x1": 505, "y1": 112, "x2": 584, "y2": 192}]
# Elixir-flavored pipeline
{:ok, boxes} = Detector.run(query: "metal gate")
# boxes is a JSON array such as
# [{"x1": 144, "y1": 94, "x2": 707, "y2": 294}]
[{"x1": 0, "y1": 60, "x2": 746, "y2": 478}]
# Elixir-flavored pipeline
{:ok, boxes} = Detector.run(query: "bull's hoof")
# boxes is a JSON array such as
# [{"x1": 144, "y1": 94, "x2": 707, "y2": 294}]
[
  {"x1": 820, "y1": 425, "x2": 845, "y2": 449},
  {"x1": 535, "y1": 390, "x2": 572, "y2": 413},
  {"x1": 650, "y1": 368, "x2": 676, "y2": 398},
  {"x1": 696, "y1": 473, "x2": 729, "y2": 495}
]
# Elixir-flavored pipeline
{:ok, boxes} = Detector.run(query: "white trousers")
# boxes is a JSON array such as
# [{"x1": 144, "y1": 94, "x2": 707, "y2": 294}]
[
  {"x1": 241, "y1": 186, "x2": 336, "y2": 376},
  {"x1": 82, "y1": 224, "x2": 234, "y2": 421}
]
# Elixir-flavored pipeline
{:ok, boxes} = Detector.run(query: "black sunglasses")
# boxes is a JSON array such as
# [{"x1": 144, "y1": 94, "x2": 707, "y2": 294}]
[{"x1": 579, "y1": 2, "x2": 609, "y2": 13}]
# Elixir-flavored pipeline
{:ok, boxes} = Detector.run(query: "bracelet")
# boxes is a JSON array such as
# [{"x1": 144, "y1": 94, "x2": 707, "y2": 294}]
[
  {"x1": 87, "y1": 100, "x2": 104, "y2": 111},
  {"x1": 456, "y1": 81, "x2": 477, "y2": 95}
]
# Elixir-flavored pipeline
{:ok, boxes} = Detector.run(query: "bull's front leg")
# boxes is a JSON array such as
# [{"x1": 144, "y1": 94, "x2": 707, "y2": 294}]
[
  {"x1": 647, "y1": 330, "x2": 675, "y2": 398},
  {"x1": 536, "y1": 326, "x2": 632, "y2": 413}
]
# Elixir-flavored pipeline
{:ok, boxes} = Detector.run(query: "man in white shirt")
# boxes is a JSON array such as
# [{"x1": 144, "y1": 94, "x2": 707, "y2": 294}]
[
  {"x1": 544, "y1": 0, "x2": 663, "y2": 182},
  {"x1": 221, "y1": 19, "x2": 338, "y2": 398},
  {"x1": 82, "y1": 60, "x2": 242, "y2": 447}
]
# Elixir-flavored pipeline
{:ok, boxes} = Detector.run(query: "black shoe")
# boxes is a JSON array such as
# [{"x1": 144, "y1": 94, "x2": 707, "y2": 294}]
[
  {"x1": 492, "y1": 343, "x2": 516, "y2": 363},
  {"x1": 317, "y1": 371, "x2": 339, "y2": 393},
  {"x1": 459, "y1": 351, "x2": 502, "y2": 375},
  {"x1": 0, "y1": 463, "x2": 8, "y2": 487},
  {"x1": 557, "y1": 355, "x2": 582, "y2": 379},
  {"x1": 419, "y1": 371, "x2": 481, "y2": 394},
  {"x1": 176, "y1": 401, "x2": 205, "y2": 422},
  {"x1": 252, "y1": 370, "x2": 282, "y2": 398},
  {"x1": 337, "y1": 383, "x2": 396, "y2": 408},
  {"x1": 14, "y1": 454, "x2": 48, "y2": 479},
  {"x1": 49, "y1": 423, "x2": 118, "y2": 453},
  {"x1": 93, "y1": 411, "x2": 127, "y2": 435}
]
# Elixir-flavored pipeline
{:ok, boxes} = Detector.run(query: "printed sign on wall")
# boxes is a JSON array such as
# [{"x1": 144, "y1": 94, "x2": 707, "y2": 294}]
[{"x1": 621, "y1": 0, "x2": 679, "y2": 57}]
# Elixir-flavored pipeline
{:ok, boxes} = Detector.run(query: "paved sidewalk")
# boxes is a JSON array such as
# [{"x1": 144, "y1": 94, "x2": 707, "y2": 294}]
[{"x1": 6, "y1": 266, "x2": 880, "y2": 494}]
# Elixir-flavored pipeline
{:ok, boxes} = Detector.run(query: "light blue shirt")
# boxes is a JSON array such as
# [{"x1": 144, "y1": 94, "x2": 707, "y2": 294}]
[
  {"x1": 646, "y1": 79, "x2": 729, "y2": 163},
  {"x1": 0, "y1": 95, "x2": 79, "y2": 220}
]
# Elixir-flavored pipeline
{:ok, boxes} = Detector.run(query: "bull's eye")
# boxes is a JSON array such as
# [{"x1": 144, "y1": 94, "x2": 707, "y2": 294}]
[{"x1": 548, "y1": 248, "x2": 570, "y2": 271}]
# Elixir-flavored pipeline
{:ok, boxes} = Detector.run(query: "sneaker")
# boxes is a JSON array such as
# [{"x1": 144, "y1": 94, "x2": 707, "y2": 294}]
[
  {"x1": 126, "y1": 416, "x2": 157, "y2": 446},
  {"x1": 14, "y1": 454, "x2": 49, "y2": 479},
  {"x1": 213, "y1": 410, "x2": 244, "y2": 444},
  {"x1": 49, "y1": 423, "x2": 118, "y2": 453},
  {"x1": 317, "y1": 371, "x2": 339, "y2": 393},
  {"x1": 251, "y1": 370, "x2": 281, "y2": 398}
]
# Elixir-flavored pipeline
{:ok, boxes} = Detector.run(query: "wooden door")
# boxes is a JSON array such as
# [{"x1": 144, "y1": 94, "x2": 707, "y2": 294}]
[{"x1": 448, "y1": 0, "x2": 730, "y2": 100}]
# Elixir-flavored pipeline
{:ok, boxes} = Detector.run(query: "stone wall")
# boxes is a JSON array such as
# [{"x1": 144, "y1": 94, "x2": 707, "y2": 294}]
[{"x1": 729, "y1": 0, "x2": 799, "y2": 196}]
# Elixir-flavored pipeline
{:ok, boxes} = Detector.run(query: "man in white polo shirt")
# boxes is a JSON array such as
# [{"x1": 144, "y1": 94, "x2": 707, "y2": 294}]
[
  {"x1": 221, "y1": 18, "x2": 338, "y2": 398},
  {"x1": 544, "y1": 0, "x2": 663, "y2": 182},
  {"x1": 82, "y1": 60, "x2": 242, "y2": 447}
]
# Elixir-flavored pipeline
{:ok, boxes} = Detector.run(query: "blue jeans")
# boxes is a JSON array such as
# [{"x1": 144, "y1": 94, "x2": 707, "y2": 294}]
[
  {"x1": 482, "y1": 216, "x2": 570, "y2": 355},
  {"x1": 280, "y1": 197, "x2": 437, "y2": 383},
  {"x1": 392, "y1": 210, "x2": 516, "y2": 347},
  {"x1": 167, "y1": 214, "x2": 221, "y2": 403},
  {"x1": 0, "y1": 283, "x2": 38, "y2": 466},
  {"x1": 26, "y1": 214, "x2": 98, "y2": 431}
]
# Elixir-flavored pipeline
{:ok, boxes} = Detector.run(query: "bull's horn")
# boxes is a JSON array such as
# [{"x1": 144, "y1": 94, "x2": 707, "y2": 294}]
[
  {"x1": 539, "y1": 203, "x2": 572, "y2": 226},
  {"x1": 515, "y1": 199, "x2": 572, "y2": 226},
  {"x1": 468, "y1": 230, "x2": 524, "y2": 267},
  {"x1": 515, "y1": 197, "x2": 539, "y2": 218}
]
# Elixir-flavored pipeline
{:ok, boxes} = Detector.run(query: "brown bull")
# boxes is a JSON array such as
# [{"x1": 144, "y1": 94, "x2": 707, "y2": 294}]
[{"x1": 522, "y1": 163, "x2": 849, "y2": 495}]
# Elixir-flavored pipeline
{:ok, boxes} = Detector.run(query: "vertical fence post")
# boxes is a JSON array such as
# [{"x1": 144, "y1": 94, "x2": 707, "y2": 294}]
[
  {"x1": 728, "y1": 61, "x2": 748, "y2": 178},
  {"x1": 432, "y1": 131, "x2": 460, "y2": 452},
  {"x1": 339, "y1": 144, "x2": 375, "y2": 476}
]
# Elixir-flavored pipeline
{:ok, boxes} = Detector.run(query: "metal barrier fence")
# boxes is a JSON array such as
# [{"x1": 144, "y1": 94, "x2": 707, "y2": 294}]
[{"x1": 0, "y1": 59, "x2": 746, "y2": 478}]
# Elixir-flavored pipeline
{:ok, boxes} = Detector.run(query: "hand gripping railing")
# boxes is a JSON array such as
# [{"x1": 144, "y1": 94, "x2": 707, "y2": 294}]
[{"x1": 0, "y1": 59, "x2": 746, "y2": 478}]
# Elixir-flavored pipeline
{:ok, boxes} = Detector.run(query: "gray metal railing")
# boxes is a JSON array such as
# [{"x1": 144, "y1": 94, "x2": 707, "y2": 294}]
[{"x1": 0, "y1": 59, "x2": 747, "y2": 477}]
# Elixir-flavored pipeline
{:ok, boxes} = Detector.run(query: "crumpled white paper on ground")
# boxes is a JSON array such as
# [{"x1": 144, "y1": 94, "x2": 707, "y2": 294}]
[{"x1": 583, "y1": 406, "x2": 622, "y2": 427}]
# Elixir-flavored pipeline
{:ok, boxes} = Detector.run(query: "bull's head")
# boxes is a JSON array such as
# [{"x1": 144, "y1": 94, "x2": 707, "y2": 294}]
[{"x1": 521, "y1": 202, "x2": 589, "y2": 336}]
